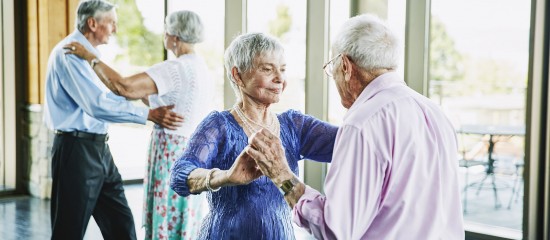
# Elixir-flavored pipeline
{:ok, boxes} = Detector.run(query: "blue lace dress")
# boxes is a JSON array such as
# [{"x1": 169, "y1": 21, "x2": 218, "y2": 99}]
[{"x1": 170, "y1": 109, "x2": 338, "y2": 240}]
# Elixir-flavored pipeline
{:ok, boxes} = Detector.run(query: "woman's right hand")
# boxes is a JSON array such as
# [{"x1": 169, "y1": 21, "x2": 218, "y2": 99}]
[
  {"x1": 225, "y1": 148, "x2": 263, "y2": 185},
  {"x1": 63, "y1": 42, "x2": 95, "y2": 62}
]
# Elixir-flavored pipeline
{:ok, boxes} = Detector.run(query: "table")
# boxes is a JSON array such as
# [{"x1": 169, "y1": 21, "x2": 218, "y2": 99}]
[{"x1": 457, "y1": 124, "x2": 525, "y2": 209}]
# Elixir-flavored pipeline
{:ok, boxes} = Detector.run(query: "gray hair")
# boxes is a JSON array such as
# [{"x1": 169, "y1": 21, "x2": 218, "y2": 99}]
[
  {"x1": 332, "y1": 14, "x2": 401, "y2": 71},
  {"x1": 224, "y1": 32, "x2": 284, "y2": 97},
  {"x1": 75, "y1": 0, "x2": 116, "y2": 33},
  {"x1": 165, "y1": 10, "x2": 204, "y2": 44}
]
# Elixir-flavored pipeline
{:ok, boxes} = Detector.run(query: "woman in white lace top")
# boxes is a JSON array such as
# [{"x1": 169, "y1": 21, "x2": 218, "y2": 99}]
[{"x1": 65, "y1": 10, "x2": 210, "y2": 240}]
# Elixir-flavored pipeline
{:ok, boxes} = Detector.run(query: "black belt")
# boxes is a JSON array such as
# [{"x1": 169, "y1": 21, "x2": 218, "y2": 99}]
[{"x1": 55, "y1": 130, "x2": 109, "y2": 142}]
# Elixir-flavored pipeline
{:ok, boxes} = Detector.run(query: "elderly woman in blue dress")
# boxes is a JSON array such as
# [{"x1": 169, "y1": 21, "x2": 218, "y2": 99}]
[
  {"x1": 65, "y1": 10, "x2": 210, "y2": 240},
  {"x1": 170, "y1": 32, "x2": 338, "y2": 239}
]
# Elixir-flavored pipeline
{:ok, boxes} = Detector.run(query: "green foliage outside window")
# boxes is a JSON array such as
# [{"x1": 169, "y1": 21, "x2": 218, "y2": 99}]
[
  {"x1": 429, "y1": 16, "x2": 464, "y2": 83},
  {"x1": 111, "y1": 0, "x2": 163, "y2": 67},
  {"x1": 268, "y1": 4, "x2": 292, "y2": 40}
]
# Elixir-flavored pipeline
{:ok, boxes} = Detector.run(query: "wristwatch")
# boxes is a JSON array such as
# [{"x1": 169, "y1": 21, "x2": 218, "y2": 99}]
[
  {"x1": 90, "y1": 58, "x2": 100, "y2": 69},
  {"x1": 278, "y1": 177, "x2": 299, "y2": 196}
]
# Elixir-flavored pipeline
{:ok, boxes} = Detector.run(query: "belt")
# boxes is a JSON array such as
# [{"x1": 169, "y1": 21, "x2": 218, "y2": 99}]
[{"x1": 55, "y1": 130, "x2": 109, "y2": 142}]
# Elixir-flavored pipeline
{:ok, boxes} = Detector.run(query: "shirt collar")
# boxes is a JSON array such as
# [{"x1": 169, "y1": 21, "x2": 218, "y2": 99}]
[
  {"x1": 70, "y1": 30, "x2": 102, "y2": 58},
  {"x1": 345, "y1": 72, "x2": 406, "y2": 118}
]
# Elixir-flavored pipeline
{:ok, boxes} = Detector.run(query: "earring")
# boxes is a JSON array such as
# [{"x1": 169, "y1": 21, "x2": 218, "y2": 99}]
[{"x1": 173, "y1": 42, "x2": 177, "y2": 48}]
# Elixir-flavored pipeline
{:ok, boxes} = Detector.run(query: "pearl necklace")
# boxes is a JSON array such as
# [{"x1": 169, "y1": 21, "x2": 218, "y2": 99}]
[{"x1": 233, "y1": 104, "x2": 279, "y2": 136}]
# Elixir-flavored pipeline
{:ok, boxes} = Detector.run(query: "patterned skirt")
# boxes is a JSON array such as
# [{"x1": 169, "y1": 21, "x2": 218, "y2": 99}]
[{"x1": 143, "y1": 129, "x2": 207, "y2": 240}]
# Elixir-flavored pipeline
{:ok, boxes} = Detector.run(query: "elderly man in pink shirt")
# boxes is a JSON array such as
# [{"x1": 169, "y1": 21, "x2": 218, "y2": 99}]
[{"x1": 246, "y1": 14, "x2": 464, "y2": 239}]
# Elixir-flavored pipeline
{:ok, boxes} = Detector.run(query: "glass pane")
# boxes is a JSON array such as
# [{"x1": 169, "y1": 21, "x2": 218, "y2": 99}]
[
  {"x1": 99, "y1": 0, "x2": 165, "y2": 180},
  {"x1": 327, "y1": 0, "x2": 350, "y2": 125},
  {"x1": 167, "y1": 0, "x2": 225, "y2": 111},
  {"x1": 247, "y1": 0, "x2": 306, "y2": 113},
  {"x1": 430, "y1": 0, "x2": 529, "y2": 237},
  {"x1": 247, "y1": 2, "x2": 311, "y2": 238},
  {"x1": 328, "y1": 0, "x2": 406, "y2": 125},
  {"x1": 247, "y1": 0, "x2": 307, "y2": 177},
  {"x1": 0, "y1": 0, "x2": 5, "y2": 190}
]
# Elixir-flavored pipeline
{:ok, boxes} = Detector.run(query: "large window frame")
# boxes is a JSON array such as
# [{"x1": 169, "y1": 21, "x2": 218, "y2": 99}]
[
  {"x1": 403, "y1": 0, "x2": 549, "y2": 239},
  {"x1": 1, "y1": 0, "x2": 547, "y2": 238},
  {"x1": 1, "y1": 0, "x2": 17, "y2": 194},
  {"x1": 122, "y1": 1, "x2": 550, "y2": 238}
]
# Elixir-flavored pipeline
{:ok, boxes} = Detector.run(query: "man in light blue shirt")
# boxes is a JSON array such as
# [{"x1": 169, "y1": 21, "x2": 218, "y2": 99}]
[{"x1": 43, "y1": 1, "x2": 182, "y2": 239}]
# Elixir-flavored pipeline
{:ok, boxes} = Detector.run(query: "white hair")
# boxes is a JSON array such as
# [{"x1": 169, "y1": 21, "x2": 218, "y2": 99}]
[
  {"x1": 332, "y1": 14, "x2": 401, "y2": 71},
  {"x1": 165, "y1": 10, "x2": 204, "y2": 44},
  {"x1": 223, "y1": 32, "x2": 284, "y2": 98},
  {"x1": 75, "y1": 0, "x2": 116, "y2": 33}
]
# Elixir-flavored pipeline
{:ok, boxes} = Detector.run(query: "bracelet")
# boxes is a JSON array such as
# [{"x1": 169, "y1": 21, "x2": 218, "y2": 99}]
[{"x1": 206, "y1": 168, "x2": 221, "y2": 192}]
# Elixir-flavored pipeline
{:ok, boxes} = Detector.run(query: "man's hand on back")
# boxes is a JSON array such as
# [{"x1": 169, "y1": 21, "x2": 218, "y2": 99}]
[{"x1": 148, "y1": 105, "x2": 184, "y2": 130}]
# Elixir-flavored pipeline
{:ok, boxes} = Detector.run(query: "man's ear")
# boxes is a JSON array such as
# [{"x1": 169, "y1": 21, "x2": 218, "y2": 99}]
[
  {"x1": 341, "y1": 55, "x2": 353, "y2": 82},
  {"x1": 87, "y1": 17, "x2": 97, "y2": 32},
  {"x1": 231, "y1": 67, "x2": 243, "y2": 87}
]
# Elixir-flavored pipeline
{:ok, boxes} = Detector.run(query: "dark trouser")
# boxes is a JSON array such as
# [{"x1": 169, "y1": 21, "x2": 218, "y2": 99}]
[{"x1": 50, "y1": 133, "x2": 136, "y2": 240}]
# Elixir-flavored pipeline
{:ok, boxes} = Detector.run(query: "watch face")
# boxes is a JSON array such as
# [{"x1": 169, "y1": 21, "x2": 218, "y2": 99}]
[{"x1": 280, "y1": 178, "x2": 297, "y2": 195}]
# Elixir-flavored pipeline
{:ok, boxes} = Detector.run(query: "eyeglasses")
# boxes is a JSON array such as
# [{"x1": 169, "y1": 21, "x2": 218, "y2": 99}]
[{"x1": 322, "y1": 53, "x2": 342, "y2": 78}]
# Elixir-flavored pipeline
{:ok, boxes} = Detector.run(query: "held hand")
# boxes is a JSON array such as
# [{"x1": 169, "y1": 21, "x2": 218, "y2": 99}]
[
  {"x1": 226, "y1": 149, "x2": 263, "y2": 185},
  {"x1": 246, "y1": 129, "x2": 294, "y2": 185},
  {"x1": 63, "y1": 42, "x2": 95, "y2": 61},
  {"x1": 148, "y1": 105, "x2": 184, "y2": 130}
]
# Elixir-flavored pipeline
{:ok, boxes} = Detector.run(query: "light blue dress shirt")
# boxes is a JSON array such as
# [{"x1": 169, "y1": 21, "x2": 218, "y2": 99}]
[{"x1": 43, "y1": 30, "x2": 148, "y2": 134}]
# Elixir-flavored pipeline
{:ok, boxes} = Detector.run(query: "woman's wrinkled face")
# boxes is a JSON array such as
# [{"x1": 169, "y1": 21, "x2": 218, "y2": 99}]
[{"x1": 239, "y1": 51, "x2": 287, "y2": 104}]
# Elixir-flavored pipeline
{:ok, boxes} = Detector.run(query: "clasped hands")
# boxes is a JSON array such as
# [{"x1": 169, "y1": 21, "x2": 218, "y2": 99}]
[{"x1": 227, "y1": 128, "x2": 294, "y2": 186}]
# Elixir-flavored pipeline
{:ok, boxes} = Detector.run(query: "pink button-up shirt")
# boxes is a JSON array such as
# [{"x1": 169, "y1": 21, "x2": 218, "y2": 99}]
[{"x1": 293, "y1": 72, "x2": 464, "y2": 239}]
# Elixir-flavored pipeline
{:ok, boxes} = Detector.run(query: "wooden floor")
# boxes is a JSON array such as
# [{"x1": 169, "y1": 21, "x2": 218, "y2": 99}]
[{"x1": 0, "y1": 184, "x2": 315, "y2": 240}]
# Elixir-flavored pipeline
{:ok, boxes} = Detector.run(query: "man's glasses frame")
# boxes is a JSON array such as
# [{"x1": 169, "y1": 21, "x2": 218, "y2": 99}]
[{"x1": 322, "y1": 53, "x2": 342, "y2": 77}]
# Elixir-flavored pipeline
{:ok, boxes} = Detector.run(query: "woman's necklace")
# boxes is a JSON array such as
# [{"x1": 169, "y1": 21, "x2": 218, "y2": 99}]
[
  {"x1": 233, "y1": 104, "x2": 280, "y2": 136},
  {"x1": 235, "y1": 104, "x2": 275, "y2": 130},
  {"x1": 233, "y1": 105, "x2": 258, "y2": 134}
]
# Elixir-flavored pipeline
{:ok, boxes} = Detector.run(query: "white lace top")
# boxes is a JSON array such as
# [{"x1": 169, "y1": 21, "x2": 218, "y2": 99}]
[{"x1": 145, "y1": 54, "x2": 213, "y2": 137}]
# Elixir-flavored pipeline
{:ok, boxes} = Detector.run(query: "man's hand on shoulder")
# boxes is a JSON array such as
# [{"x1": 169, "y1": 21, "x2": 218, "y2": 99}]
[{"x1": 148, "y1": 105, "x2": 184, "y2": 130}]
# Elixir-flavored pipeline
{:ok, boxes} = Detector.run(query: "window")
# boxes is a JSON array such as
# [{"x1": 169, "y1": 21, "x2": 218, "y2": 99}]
[
  {"x1": 102, "y1": 0, "x2": 165, "y2": 180},
  {"x1": 167, "y1": 0, "x2": 225, "y2": 110},
  {"x1": 429, "y1": 0, "x2": 530, "y2": 237},
  {"x1": 0, "y1": 0, "x2": 6, "y2": 190},
  {"x1": 247, "y1": 0, "x2": 308, "y2": 184},
  {"x1": 103, "y1": 0, "x2": 226, "y2": 180},
  {"x1": 0, "y1": 0, "x2": 16, "y2": 192},
  {"x1": 247, "y1": 0, "x2": 307, "y2": 113},
  {"x1": 328, "y1": 0, "x2": 406, "y2": 125}
]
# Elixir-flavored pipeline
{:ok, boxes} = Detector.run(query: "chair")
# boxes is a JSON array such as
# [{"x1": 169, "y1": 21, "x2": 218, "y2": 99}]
[
  {"x1": 458, "y1": 135, "x2": 488, "y2": 213},
  {"x1": 507, "y1": 159, "x2": 524, "y2": 209}
]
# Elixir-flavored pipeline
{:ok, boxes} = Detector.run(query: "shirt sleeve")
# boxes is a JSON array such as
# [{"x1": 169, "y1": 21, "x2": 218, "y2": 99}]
[
  {"x1": 288, "y1": 110, "x2": 338, "y2": 162},
  {"x1": 293, "y1": 124, "x2": 386, "y2": 239},
  {"x1": 145, "y1": 60, "x2": 177, "y2": 96},
  {"x1": 60, "y1": 52, "x2": 148, "y2": 124},
  {"x1": 170, "y1": 111, "x2": 225, "y2": 196}
]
